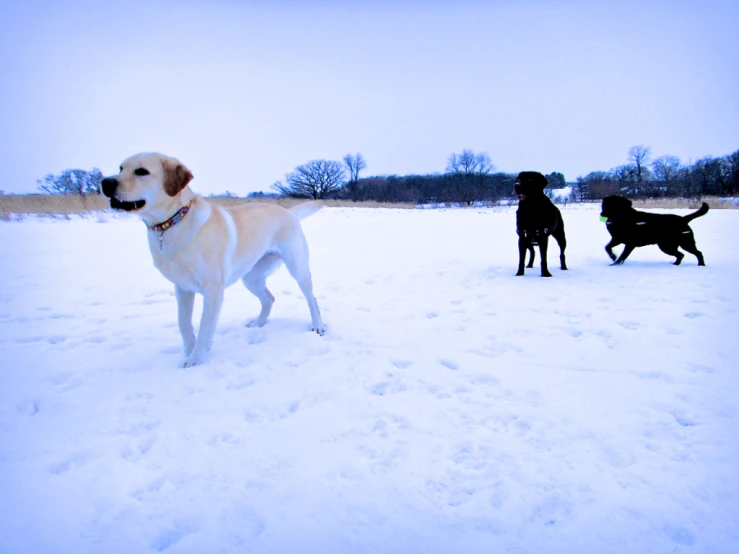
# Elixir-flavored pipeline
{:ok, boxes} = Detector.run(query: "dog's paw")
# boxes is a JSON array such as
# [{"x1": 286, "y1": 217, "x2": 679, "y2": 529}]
[
  {"x1": 515, "y1": 271, "x2": 525, "y2": 276},
  {"x1": 312, "y1": 325, "x2": 326, "y2": 336},
  {"x1": 246, "y1": 318, "x2": 267, "y2": 328},
  {"x1": 541, "y1": 272, "x2": 552, "y2": 278},
  {"x1": 182, "y1": 351, "x2": 206, "y2": 368}
]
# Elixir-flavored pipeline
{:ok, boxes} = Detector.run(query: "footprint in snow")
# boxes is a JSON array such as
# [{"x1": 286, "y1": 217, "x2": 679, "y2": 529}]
[
  {"x1": 151, "y1": 521, "x2": 198, "y2": 552},
  {"x1": 16, "y1": 399, "x2": 40, "y2": 416},
  {"x1": 439, "y1": 359, "x2": 459, "y2": 370},
  {"x1": 662, "y1": 524, "x2": 696, "y2": 546},
  {"x1": 370, "y1": 379, "x2": 407, "y2": 396}
]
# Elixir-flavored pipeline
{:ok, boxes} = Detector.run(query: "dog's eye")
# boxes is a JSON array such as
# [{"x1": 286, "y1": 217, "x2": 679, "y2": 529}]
[{"x1": 134, "y1": 168, "x2": 150, "y2": 176}]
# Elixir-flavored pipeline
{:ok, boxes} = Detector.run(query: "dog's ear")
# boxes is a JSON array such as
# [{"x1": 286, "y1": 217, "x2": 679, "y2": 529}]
[{"x1": 162, "y1": 158, "x2": 193, "y2": 197}]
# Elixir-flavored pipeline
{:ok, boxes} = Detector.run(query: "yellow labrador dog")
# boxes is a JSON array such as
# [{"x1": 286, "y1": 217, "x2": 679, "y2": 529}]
[{"x1": 101, "y1": 152, "x2": 325, "y2": 367}]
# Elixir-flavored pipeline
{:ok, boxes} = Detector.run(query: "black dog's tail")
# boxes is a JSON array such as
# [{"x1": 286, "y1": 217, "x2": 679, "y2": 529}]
[{"x1": 683, "y1": 202, "x2": 709, "y2": 223}]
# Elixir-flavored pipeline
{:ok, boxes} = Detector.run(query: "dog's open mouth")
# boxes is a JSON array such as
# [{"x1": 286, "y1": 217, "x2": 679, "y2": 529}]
[{"x1": 110, "y1": 197, "x2": 146, "y2": 211}]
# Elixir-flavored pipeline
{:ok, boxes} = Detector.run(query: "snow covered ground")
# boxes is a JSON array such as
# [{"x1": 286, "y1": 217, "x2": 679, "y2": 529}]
[{"x1": 1, "y1": 204, "x2": 737, "y2": 554}]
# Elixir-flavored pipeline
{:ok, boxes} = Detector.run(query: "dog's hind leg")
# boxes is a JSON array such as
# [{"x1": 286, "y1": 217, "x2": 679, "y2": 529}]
[
  {"x1": 553, "y1": 228, "x2": 567, "y2": 270},
  {"x1": 526, "y1": 245, "x2": 535, "y2": 268},
  {"x1": 658, "y1": 243, "x2": 684, "y2": 265},
  {"x1": 539, "y1": 236, "x2": 552, "y2": 277},
  {"x1": 279, "y1": 237, "x2": 325, "y2": 335},
  {"x1": 678, "y1": 234, "x2": 705, "y2": 266},
  {"x1": 241, "y1": 253, "x2": 281, "y2": 327}
]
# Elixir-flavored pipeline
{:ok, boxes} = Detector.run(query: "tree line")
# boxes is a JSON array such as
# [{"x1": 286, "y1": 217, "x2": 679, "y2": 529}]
[
  {"x1": 573, "y1": 146, "x2": 739, "y2": 201},
  {"x1": 275, "y1": 146, "x2": 738, "y2": 204},
  {"x1": 34, "y1": 145, "x2": 739, "y2": 204},
  {"x1": 273, "y1": 150, "x2": 565, "y2": 205}
]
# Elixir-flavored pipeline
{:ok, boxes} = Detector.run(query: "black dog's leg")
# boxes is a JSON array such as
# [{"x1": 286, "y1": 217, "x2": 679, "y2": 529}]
[
  {"x1": 679, "y1": 236, "x2": 706, "y2": 266},
  {"x1": 658, "y1": 243, "x2": 684, "y2": 265},
  {"x1": 613, "y1": 244, "x2": 636, "y2": 265},
  {"x1": 539, "y1": 236, "x2": 552, "y2": 277},
  {"x1": 605, "y1": 239, "x2": 620, "y2": 262},
  {"x1": 526, "y1": 245, "x2": 535, "y2": 268},
  {"x1": 552, "y1": 228, "x2": 567, "y2": 270},
  {"x1": 516, "y1": 237, "x2": 529, "y2": 276}
]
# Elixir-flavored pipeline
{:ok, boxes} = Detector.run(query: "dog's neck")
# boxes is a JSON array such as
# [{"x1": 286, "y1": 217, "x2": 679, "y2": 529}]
[{"x1": 139, "y1": 188, "x2": 196, "y2": 228}]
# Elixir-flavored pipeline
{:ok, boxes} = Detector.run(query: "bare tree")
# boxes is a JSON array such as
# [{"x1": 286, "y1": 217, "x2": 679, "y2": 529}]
[
  {"x1": 343, "y1": 153, "x2": 367, "y2": 184},
  {"x1": 445, "y1": 150, "x2": 495, "y2": 205},
  {"x1": 651, "y1": 155, "x2": 681, "y2": 196},
  {"x1": 446, "y1": 149, "x2": 494, "y2": 175},
  {"x1": 273, "y1": 159, "x2": 346, "y2": 199},
  {"x1": 627, "y1": 145, "x2": 652, "y2": 185}
]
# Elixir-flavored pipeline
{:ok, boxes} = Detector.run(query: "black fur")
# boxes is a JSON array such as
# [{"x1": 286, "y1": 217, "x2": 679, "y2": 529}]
[
  {"x1": 514, "y1": 172, "x2": 567, "y2": 277},
  {"x1": 600, "y1": 195, "x2": 708, "y2": 266}
]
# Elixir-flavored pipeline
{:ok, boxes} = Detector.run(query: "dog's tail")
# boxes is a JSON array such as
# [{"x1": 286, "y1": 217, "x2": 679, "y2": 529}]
[
  {"x1": 683, "y1": 202, "x2": 709, "y2": 223},
  {"x1": 289, "y1": 201, "x2": 324, "y2": 221}
]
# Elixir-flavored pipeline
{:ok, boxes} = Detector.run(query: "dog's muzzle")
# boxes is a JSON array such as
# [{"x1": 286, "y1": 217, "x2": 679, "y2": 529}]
[
  {"x1": 101, "y1": 177, "x2": 118, "y2": 198},
  {"x1": 101, "y1": 177, "x2": 146, "y2": 211}
]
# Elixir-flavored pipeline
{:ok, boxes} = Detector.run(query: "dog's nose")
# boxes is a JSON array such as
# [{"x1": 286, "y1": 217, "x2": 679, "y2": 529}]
[{"x1": 101, "y1": 178, "x2": 118, "y2": 198}]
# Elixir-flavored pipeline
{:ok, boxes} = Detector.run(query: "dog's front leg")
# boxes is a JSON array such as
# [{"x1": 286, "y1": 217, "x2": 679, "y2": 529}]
[
  {"x1": 605, "y1": 240, "x2": 619, "y2": 261},
  {"x1": 516, "y1": 236, "x2": 529, "y2": 276},
  {"x1": 183, "y1": 285, "x2": 225, "y2": 368},
  {"x1": 539, "y1": 236, "x2": 552, "y2": 277},
  {"x1": 175, "y1": 285, "x2": 196, "y2": 356},
  {"x1": 612, "y1": 245, "x2": 635, "y2": 265}
]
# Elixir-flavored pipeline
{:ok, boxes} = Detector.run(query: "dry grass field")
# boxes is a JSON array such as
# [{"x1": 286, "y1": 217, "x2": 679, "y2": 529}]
[
  {"x1": 0, "y1": 193, "x2": 736, "y2": 218},
  {"x1": 0, "y1": 194, "x2": 417, "y2": 218}
]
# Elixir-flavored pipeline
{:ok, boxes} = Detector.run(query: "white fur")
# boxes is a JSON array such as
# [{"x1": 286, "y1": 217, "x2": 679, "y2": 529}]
[{"x1": 105, "y1": 152, "x2": 325, "y2": 367}]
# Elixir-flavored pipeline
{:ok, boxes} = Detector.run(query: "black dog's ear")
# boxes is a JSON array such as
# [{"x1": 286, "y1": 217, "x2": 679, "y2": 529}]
[{"x1": 162, "y1": 158, "x2": 194, "y2": 197}]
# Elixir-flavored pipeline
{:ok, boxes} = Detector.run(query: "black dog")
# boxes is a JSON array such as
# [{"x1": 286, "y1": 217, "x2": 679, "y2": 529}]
[
  {"x1": 600, "y1": 195, "x2": 709, "y2": 266},
  {"x1": 515, "y1": 171, "x2": 567, "y2": 277}
]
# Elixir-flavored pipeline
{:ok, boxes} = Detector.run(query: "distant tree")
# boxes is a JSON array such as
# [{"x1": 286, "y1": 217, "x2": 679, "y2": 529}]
[
  {"x1": 546, "y1": 172, "x2": 566, "y2": 189},
  {"x1": 689, "y1": 156, "x2": 727, "y2": 196},
  {"x1": 446, "y1": 149, "x2": 495, "y2": 205},
  {"x1": 725, "y1": 149, "x2": 739, "y2": 195},
  {"x1": 37, "y1": 168, "x2": 103, "y2": 195},
  {"x1": 446, "y1": 150, "x2": 494, "y2": 176},
  {"x1": 651, "y1": 155, "x2": 681, "y2": 197},
  {"x1": 610, "y1": 164, "x2": 639, "y2": 196},
  {"x1": 343, "y1": 153, "x2": 367, "y2": 184},
  {"x1": 627, "y1": 145, "x2": 652, "y2": 188},
  {"x1": 273, "y1": 159, "x2": 346, "y2": 199},
  {"x1": 576, "y1": 171, "x2": 619, "y2": 200}
]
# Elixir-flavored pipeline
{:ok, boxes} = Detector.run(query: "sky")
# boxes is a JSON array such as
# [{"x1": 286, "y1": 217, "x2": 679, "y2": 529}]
[{"x1": 1, "y1": 0, "x2": 737, "y2": 196}]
